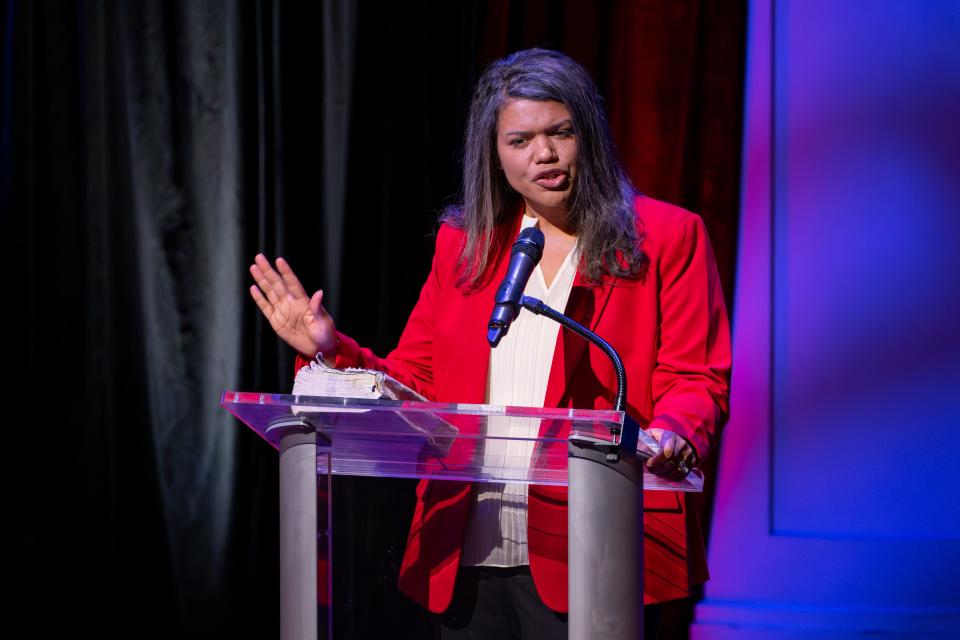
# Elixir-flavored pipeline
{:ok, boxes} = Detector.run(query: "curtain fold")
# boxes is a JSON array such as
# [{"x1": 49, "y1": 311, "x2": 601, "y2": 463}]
[
  {"x1": 84, "y1": 0, "x2": 246, "y2": 625},
  {"x1": 319, "y1": 0, "x2": 357, "y2": 318}
]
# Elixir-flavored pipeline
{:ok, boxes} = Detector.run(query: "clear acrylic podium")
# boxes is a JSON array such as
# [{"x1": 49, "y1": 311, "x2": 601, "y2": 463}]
[{"x1": 222, "y1": 391, "x2": 703, "y2": 640}]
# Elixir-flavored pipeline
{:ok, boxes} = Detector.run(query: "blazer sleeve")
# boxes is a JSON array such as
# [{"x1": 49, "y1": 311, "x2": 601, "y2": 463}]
[
  {"x1": 293, "y1": 224, "x2": 458, "y2": 400},
  {"x1": 649, "y1": 213, "x2": 732, "y2": 461}
]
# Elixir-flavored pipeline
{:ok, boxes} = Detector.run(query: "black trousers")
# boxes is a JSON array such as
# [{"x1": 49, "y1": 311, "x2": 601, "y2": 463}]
[
  {"x1": 439, "y1": 567, "x2": 567, "y2": 639},
  {"x1": 438, "y1": 566, "x2": 668, "y2": 639}
]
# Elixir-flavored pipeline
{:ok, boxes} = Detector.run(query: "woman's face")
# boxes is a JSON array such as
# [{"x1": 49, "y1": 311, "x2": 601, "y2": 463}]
[{"x1": 495, "y1": 99, "x2": 578, "y2": 218}]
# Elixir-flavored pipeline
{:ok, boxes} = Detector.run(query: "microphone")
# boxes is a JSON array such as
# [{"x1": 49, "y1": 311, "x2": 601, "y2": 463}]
[{"x1": 487, "y1": 226, "x2": 545, "y2": 347}]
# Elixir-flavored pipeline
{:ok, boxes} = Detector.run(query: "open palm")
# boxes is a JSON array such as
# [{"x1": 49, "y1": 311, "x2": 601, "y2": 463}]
[{"x1": 249, "y1": 253, "x2": 338, "y2": 358}]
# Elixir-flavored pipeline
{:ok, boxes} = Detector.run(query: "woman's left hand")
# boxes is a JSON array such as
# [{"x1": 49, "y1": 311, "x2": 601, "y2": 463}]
[{"x1": 645, "y1": 428, "x2": 698, "y2": 481}]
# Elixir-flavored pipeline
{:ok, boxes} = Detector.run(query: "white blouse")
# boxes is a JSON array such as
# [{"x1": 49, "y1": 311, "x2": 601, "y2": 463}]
[{"x1": 460, "y1": 215, "x2": 579, "y2": 567}]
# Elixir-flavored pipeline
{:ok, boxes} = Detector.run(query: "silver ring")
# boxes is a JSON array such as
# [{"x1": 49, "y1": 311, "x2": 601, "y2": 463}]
[{"x1": 676, "y1": 461, "x2": 691, "y2": 476}]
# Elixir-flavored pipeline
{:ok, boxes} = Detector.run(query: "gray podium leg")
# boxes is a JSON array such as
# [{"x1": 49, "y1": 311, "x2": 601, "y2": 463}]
[
  {"x1": 279, "y1": 430, "x2": 319, "y2": 640},
  {"x1": 568, "y1": 442, "x2": 644, "y2": 640}
]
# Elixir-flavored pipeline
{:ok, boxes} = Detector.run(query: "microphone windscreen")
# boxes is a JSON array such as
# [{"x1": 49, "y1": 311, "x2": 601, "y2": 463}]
[{"x1": 512, "y1": 226, "x2": 545, "y2": 261}]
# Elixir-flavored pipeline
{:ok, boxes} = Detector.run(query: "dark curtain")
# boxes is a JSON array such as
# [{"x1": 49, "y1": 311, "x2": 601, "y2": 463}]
[
  {"x1": 1, "y1": 1, "x2": 743, "y2": 638},
  {"x1": 3, "y1": 1, "x2": 275, "y2": 636}
]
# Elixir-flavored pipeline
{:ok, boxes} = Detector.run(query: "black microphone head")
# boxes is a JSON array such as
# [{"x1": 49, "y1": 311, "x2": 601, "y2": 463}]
[{"x1": 512, "y1": 226, "x2": 545, "y2": 262}]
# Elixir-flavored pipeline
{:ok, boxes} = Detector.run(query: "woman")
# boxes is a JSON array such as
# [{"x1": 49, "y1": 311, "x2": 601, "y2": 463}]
[{"x1": 250, "y1": 48, "x2": 730, "y2": 639}]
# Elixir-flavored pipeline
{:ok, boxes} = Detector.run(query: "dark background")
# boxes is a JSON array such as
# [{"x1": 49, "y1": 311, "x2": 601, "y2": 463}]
[{"x1": 0, "y1": 1, "x2": 745, "y2": 637}]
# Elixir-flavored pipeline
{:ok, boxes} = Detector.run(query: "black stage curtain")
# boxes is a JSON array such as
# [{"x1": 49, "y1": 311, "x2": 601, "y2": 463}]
[{"x1": 0, "y1": 1, "x2": 744, "y2": 638}]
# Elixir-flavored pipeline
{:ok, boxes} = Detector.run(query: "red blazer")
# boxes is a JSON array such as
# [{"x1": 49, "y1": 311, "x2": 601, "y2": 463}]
[{"x1": 296, "y1": 195, "x2": 731, "y2": 613}]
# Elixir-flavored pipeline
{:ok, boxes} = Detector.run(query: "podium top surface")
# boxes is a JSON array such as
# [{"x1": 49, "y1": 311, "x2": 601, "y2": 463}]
[{"x1": 221, "y1": 391, "x2": 702, "y2": 491}]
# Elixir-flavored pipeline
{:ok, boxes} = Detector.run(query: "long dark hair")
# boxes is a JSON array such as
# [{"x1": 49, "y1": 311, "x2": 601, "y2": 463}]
[{"x1": 445, "y1": 48, "x2": 646, "y2": 287}]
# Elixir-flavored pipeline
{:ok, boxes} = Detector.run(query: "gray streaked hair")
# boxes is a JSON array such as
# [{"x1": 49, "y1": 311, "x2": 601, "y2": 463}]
[{"x1": 445, "y1": 48, "x2": 646, "y2": 287}]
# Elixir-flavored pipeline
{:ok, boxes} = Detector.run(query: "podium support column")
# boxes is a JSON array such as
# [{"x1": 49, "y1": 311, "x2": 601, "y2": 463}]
[
  {"x1": 271, "y1": 416, "x2": 331, "y2": 640},
  {"x1": 278, "y1": 429, "x2": 317, "y2": 640},
  {"x1": 568, "y1": 441, "x2": 645, "y2": 640}
]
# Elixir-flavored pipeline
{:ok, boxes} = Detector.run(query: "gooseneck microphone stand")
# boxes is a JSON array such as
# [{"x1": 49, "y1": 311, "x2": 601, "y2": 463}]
[{"x1": 520, "y1": 295, "x2": 638, "y2": 455}]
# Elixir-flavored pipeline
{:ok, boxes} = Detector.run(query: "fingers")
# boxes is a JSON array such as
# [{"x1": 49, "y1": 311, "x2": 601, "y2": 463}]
[
  {"x1": 250, "y1": 253, "x2": 310, "y2": 307},
  {"x1": 249, "y1": 283, "x2": 274, "y2": 316},
  {"x1": 275, "y1": 256, "x2": 309, "y2": 300},
  {"x1": 250, "y1": 254, "x2": 284, "y2": 306},
  {"x1": 645, "y1": 429, "x2": 696, "y2": 481}
]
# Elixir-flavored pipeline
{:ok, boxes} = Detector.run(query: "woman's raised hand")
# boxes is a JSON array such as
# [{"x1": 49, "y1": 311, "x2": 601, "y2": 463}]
[{"x1": 249, "y1": 254, "x2": 338, "y2": 359}]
